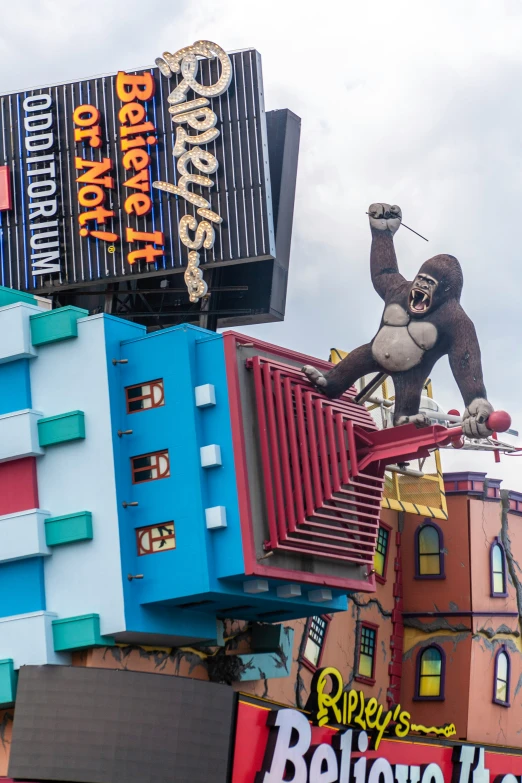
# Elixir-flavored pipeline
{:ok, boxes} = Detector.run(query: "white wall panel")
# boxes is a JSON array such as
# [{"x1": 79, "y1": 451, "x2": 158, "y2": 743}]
[
  {"x1": 0, "y1": 303, "x2": 38, "y2": 364},
  {"x1": 0, "y1": 409, "x2": 43, "y2": 462},
  {"x1": 31, "y1": 315, "x2": 126, "y2": 637},
  {"x1": 0, "y1": 509, "x2": 50, "y2": 561},
  {"x1": 0, "y1": 611, "x2": 70, "y2": 669}
]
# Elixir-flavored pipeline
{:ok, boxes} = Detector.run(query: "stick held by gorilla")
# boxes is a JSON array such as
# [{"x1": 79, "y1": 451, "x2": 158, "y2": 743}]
[{"x1": 302, "y1": 203, "x2": 494, "y2": 439}]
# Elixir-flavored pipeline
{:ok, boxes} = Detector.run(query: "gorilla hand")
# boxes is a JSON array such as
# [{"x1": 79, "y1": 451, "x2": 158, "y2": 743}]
[
  {"x1": 396, "y1": 413, "x2": 431, "y2": 428},
  {"x1": 462, "y1": 398, "x2": 494, "y2": 439},
  {"x1": 368, "y1": 203, "x2": 402, "y2": 235},
  {"x1": 302, "y1": 365, "x2": 328, "y2": 391}
]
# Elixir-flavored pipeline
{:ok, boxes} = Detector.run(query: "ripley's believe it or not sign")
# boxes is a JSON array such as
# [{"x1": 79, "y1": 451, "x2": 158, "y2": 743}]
[
  {"x1": 0, "y1": 40, "x2": 274, "y2": 300},
  {"x1": 232, "y1": 672, "x2": 520, "y2": 783},
  {"x1": 253, "y1": 708, "x2": 517, "y2": 783}
]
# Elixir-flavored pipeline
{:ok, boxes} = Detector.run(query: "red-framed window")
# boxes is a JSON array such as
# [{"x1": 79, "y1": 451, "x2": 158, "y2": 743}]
[
  {"x1": 131, "y1": 450, "x2": 170, "y2": 484},
  {"x1": 126, "y1": 379, "x2": 165, "y2": 413},
  {"x1": 355, "y1": 622, "x2": 378, "y2": 684},
  {"x1": 137, "y1": 522, "x2": 175, "y2": 556},
  {"x1": 299, "y1": 615, "x2": 330, "y2": 672},
  {"x1": 374, "y1": 523, "x2": 391, "y2": 583}
]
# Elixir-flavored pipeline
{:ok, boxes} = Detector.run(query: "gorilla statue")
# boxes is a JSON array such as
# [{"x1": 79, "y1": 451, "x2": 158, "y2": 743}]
[{"x1": 303, "y1": 203, "x2": 494, "y2": 439}]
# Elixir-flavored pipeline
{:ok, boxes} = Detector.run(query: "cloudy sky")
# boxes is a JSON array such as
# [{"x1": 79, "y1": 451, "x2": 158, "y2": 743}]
[{"x1": 4, "y1": 0, "x2": 522, "y2": 488}]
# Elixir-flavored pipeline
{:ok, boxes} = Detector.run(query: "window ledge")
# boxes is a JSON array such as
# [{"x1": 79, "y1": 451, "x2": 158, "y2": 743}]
[
  {"x1": 412, "y1": 695, "x2": 445, "y2": 702},
  {"x1": 375, "y1": 574, "x2": 387, "y2": 585},
  {"x1": 414, "y1": 575, "x2": 446, "y2": 581},
  {"x1": 354, "y1": 675, "x2": 375, "y2": 686},
  {"x1": 299, "y1": 657, "x2": 318, "y2": 674}
]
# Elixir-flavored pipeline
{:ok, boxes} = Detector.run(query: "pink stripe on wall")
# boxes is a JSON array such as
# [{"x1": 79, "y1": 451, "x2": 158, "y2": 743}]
[{"x1": 0, "y1": 166, "x2": 12, "y2": 211}]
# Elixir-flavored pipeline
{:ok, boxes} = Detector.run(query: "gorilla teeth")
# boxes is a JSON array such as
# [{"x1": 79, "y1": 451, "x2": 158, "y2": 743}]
[{"x1": 410, "y1": 289, "x2": 430, "y2": 311}]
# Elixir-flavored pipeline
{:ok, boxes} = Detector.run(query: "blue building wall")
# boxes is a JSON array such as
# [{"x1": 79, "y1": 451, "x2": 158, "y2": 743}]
[
  {"x1": 0, "y1": 559, "x2": 45, "y2": 617},
  {"x1": 116, "y1": 326, "x2": 213, "y2": 606},
  {"x1": 0, "y1": 291, "x2": 350, "y2": 676},
  {"x1": 194, "y1": 332, "x2": 246, "y2": 582},
  {"x1": 109, "y1": 323, "x2": 347, "y2": 629},
  {"x1": 0, "y1": 359, "x2": 32, "y2": 415},
  {"x1": 106, "y1": 319, "x2": 220, "y2": 642}
]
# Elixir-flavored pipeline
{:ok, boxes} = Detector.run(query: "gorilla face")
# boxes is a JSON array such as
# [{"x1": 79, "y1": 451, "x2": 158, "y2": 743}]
[
  {"x1": 408, "y1": 271, "x2": 438, "y2": 317},
  {"x1": 408, "y1": 254, "x2": 463, "y2": 318}
]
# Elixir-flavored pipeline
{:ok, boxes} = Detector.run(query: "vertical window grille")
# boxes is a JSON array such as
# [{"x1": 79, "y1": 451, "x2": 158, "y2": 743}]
[
  {"x1": 374, "y1": 525, "x2": 390, "y2": 579},
  {"x1": 357, "y1": 625, "x2": 376, "y2": 680},
  {"x1": 302, "y1": 616, "x2": 328, "y2": 668}
]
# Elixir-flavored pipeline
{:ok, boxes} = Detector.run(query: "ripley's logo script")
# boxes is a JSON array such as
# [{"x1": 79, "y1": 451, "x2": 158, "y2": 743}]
[
  {"x1": 152, "y1": 41, "x2": 232, "y2": 303},
  {"x1": 71, "y1": 39, "x2": 231, "y2": 301},
  {"x1": 305, "y1": 667, "x2": 456, "y2": 749}
]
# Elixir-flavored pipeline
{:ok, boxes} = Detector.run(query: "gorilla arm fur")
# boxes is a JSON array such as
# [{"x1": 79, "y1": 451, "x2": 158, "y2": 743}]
[
  {"x1": 448, "y1": 308, "x2": 493, "y2": 437},
  {"x1": 370, "y1": 225, "x2": 407, "y2": 301}
]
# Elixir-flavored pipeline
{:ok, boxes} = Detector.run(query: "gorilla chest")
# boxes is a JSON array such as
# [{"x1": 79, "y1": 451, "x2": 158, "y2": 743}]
[{"x1": 371, "y1": 303, "x2": 438, "y2": 372}]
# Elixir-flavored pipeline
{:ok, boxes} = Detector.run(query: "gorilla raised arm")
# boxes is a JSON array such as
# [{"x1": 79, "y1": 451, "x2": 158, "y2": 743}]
[{"x1": 303, "y1": 203, "x2": 493, "y2": 439}]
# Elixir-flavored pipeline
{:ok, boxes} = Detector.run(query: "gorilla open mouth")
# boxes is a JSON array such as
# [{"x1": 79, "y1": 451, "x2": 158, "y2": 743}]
[{"x1": 409, "y1": 288, "x2": 431, "y2": 313}]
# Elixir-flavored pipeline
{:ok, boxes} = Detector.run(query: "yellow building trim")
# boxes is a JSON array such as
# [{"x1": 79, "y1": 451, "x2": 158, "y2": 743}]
[
  {"x1": 403, "y1": 626, "x2": 467, "y2": 655},
  {"x1": 474, "y1": 630, "x2": 522, "y2": 655},
  {"x1": 404, "y1": 627, "x2": 522, "y2": 656},
  {"x1": 382, "y1": 496, "x2": 448, "y2": 520}
]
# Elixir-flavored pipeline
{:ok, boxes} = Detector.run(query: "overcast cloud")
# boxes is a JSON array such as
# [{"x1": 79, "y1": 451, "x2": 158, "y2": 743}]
[{"x1": 3, "y1": 0, "x2": 522, "y2": 488}]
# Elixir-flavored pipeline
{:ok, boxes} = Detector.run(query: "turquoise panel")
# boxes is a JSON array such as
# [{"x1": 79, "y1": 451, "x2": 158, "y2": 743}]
[
  {"x1": 30, "y1": 306, "x2": 88, "y2": 347},
  {"x1": 0, "y1": 287, "x2": 37, "y2": 308},
  {"x1": 237, "y1": 626, "x2": 294, "y2": 681},
  {"x1": 0, "y1": 659, "x2": 17, "y2": 707},
  {"x1": 37, "y1": 411, "x2": 85, "y2": 447},
  {"x1": 45, "y1": 511, "x2": 93, "y2": 547},
  {"x1": 52, "y1": 613, "x2": 115, "y2": 651}
]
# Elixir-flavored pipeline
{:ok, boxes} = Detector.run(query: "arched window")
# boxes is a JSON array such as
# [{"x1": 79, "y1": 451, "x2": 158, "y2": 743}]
[
  {"x1": 493, "y1": 646, "x2": 510, "y2": 706},
  {"x1": 415, "y1": 521, "x2": 444, "y2": 578},
  {"x1": 415, "y1": 645, "x2": 445, "y2": 700},
  {"x1": 490, "y1": 538, "x2": 507, "y2": 597}
]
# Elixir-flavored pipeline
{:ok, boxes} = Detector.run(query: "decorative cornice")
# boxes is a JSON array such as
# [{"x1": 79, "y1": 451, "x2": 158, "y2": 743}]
[
  {"x1": 443, "y1": 471, "x2": 522, "y2": 515},
  {"x1": 403, "y1": 611, "x2": 518, "y2": 618}
]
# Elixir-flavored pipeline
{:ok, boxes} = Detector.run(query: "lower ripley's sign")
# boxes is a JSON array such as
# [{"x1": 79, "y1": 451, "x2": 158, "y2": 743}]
[{"x1": 232, "y1": 700, "x2": 522, "y2": 783}]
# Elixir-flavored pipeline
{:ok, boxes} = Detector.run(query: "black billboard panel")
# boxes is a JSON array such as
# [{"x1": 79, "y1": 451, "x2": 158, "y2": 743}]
[
  {"x1": 9, "y1": 664, "x2": 237, "y2": 783},
  {"x1": 0, "y1": 42, "x2": 300, "y2": 327}
]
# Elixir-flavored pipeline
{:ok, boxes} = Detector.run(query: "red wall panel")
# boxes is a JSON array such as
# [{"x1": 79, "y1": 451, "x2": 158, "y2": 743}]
[{"x1": 0, "y1": 458, "x2": 39, "y2": 515}]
